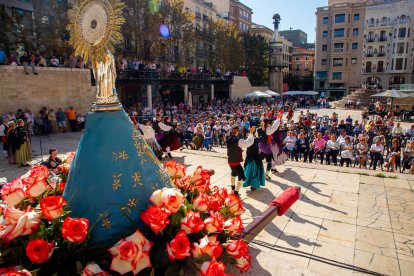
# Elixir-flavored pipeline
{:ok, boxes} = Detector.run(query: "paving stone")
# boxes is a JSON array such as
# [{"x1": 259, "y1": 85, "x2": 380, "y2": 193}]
[
  {"x1": 317, "y1": 219, "x2": 356, "y2": 248},
  {"x1": 355, "y1": 226, "x2": 397, "y2": 258},
  {"x1": 353, "y1": 250, "x2": 400, "y2": 276}
]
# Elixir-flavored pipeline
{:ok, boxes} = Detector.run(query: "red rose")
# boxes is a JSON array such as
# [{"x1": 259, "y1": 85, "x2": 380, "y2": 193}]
[
  {"x1": 0, "y1": 265, "x2": 32, "y2": 276},
  {"x1": 193, "y1": 193, "x2": 210, "y2": 212},
  {"x1": 200, "y1": 260, "x2": 230, "y2": 276},
  {"x1": 235, "y1": 255, "x2": 252, "y2": 272},
  {"x1": 191, "y1": 166, "x2": 211, "y2": 193},
  {"x1": 62, "y1": 217, "x2": 89, "y2": 243},
  {"x1": 1, "y1": 178, "x2": 26, "y2": 206},
  {"x1": 166, "y1": 230, "x2": 191, "y2": 260},
  {"x1": 40, "y1": 196, "x2": 66, "y2": 220},
  {"x1": 28, "y1": 165, "x2": 49, "y2": 180},
  {"x1": 173, "y1": 178, "x2": 191, "y2": 190},
  {"x1": 140, "y1": 205, "x2": 171, "y2": 234},
  {"x1": 21, "y1": 177, "x2": 48, "y2": 199},
  {"x1": 164, "y1": 160, "x2": 186, "y2": 179},
  {"x1": 180, "y1": 210, "x2": 205, "y2": 234},
  {"x1": 191, "y1": 242, "x2": 202, "y2": 258},
  {"x1": 109, "y1": 230, "x2": 152, "y2": 275},
  {"x1": 57, "y1": 164, "x2": 70, "y2": 175},
  {"x1": 224, "y1": 194, "x2": 245, "y2": 216},
  {"x1": 208, "y1": 196, "x2": 222, "y2": 212},
  {"x1": 204, "y1": 212, "x2": 224, "y2": 233},
  {"x1": 226, "y1": 239, "x2": 249, "y2": 259},
  {"x1": 199, "y1": 235, "x2": 223, "y2": 259},
  {"x1": 211, "y1": 186, "x2": 228, "y2": 204},
  {"x1": 65, "y1": 152, "x2": 75, "y2": 165},
  {"x1": 223, "y1": 216, "x2": 244, "y2": 236},
  {"x1": 58, "y1": 181, "x2": 66, "y2": 193},
  {"x1": 25, "y1": 239, "x2": 54, "y2": 263}
]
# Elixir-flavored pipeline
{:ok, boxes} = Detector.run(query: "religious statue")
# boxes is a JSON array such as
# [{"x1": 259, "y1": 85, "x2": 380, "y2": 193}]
[
  {"x1": 67, "y1": 0, "x2": 125, "y2": 110},
  {"x1": 273, "y1": 13, "x2": 281, "y2": 30}
]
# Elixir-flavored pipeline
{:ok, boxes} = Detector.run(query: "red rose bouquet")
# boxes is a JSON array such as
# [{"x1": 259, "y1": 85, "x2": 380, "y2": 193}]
[{"x1": 0, "y1": 158, "x2": 251, "y2": 275}]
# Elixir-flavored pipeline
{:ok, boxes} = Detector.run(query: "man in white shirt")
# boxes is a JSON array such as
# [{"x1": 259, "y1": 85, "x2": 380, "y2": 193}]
[
  {"x1": 392, "y1": 122, "x2": 403, "y2": 136},
  {"x1": 370, "y1": 139, "x2": 384, "y2": 170},
  {"x1": 405, "y1": 125, "x2": 414, "y2": 138}
]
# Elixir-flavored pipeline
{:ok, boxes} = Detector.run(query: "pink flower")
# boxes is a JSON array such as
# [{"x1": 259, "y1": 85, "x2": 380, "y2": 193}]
[
  {"x1": 235, "y1": 255, "x2": 252, "y2": 272},
  {"x1": 164, "y1": 160, "x2": 186, "y2": 179},
  {"x1": 109, "y1": 230, "x2": 152, "y2": 275},
  {"x1": 224, "y1": 194, "x2": 245, "y2": 216},
  {"x1": 150, "y1": 188, "x2": 184, "y2": 213},
  {"x1": 82, "y1": 263, "x2": 109, "y2": 276},
  {"x1": 1, "y1": 178, "x2": 26, "y2": 206},
  {"x1": 180, "y1": 210, "x2": 205, "y2": 234},
  {"x1": 21, "y1": 165, "x2": 50, "y2": 198},
  {"x1": 0, "y1": 207, "x2": 41, "y2": 242},
  {"x1": 193, "y1": 193, "x2": 210, "y2": 212},
  {"x1": 166, "y1": 230, "x2": 191, "y2": 260},
  {"x1": 223, "y1": 216, "x2": 244, "y2": 236},
  {"x1": 199, "y1": 235, "x2": 223, "y2": 259},
  {"x1": 204, "y1": 212, "x2": 224, "y2": 233},
  {"x1": 191, "y1": 242, "x2": 202, "y2": 258},
  {"x1": 226, "y1": 239, "x2": 249, "y2": 259}
]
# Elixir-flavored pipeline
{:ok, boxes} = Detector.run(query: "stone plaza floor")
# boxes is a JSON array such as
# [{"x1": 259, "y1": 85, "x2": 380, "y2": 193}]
[{"x1": 1, "y1": 109, "x2": 414, "y2": 275}]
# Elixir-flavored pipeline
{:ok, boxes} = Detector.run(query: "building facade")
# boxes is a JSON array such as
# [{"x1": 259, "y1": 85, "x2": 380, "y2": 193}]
[
  {"x1": 315, "y1": 1, "x2": 366, "y2": 98},
  {"x1": 279, "y1": 29, "x2": 308, "y2": 47},
  {"x1": 361, "y1": 0, "x2": 414, "y2": 90},
  {"x1": 229, "y1": 0, "x2": 252, "y2": 33},
  {"x1": 250, "y1": 24, "x2": 274, "y2": 42},
  {"x1": 278, "y1": 35, "x2": 293, "y2": 78},
  {"x1": 292, "y1": 47, "x2": 314, "y2": 78}
]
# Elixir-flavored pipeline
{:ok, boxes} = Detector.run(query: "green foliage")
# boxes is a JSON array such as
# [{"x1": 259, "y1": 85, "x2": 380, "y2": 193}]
[
  {"x1": 241, "y1": 33, "x2": 269, "y2": 86},
  {"x1": 374, "y1": 173, "x2": 386, "y2": 178},
  {"x1": 284, "y1": 75, "x2": 314, "y2": 91}
]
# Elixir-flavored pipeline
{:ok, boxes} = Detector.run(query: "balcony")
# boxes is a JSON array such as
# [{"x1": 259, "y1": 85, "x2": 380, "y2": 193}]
[
  {"x1": 365, "y1": 53, "x2": 373, "y2": 57},
  {"x1": 366, "y1": 38, "x2": 375, "y2": 43},
  {"x1": 333, "y1": 48, "x2": 344, "y2": 52},
  {"x1": 379, "y1": 37, "x2": 387, "y2": 42},
  {"x1": 203, "y1": 14, "x2": 209, "y2": 21},
  {"x1": 195, "y1": 12, "x2": 201, "y2": 19},
  {"x1": 378, "y1": 52, "x2": 385, "y2": 57}
]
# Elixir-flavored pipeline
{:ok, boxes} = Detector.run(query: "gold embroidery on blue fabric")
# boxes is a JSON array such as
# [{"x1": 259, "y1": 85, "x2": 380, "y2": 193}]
[
  {"x1": 128, "y1": 198, "x2": 138, "y2": 207},
  {"x1": 132, "y1": 172, "x2": 143, "y2": 188},
  {"x1": 112, "y1": 174, "x2": 122, "y2": 190},
  {"x1": 99, "y1": 211, "x2": 111, "y2": 229}
]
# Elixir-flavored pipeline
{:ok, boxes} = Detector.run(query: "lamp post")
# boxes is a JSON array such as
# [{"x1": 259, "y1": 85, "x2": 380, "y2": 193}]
[{"x1": 269, "y1": 14, "x2": 287, "y2": 100}]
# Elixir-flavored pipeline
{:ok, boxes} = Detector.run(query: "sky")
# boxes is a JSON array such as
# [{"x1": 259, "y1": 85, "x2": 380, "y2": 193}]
[{"x1": 243, "y1": 0, "x2": 328, "y2": 43}]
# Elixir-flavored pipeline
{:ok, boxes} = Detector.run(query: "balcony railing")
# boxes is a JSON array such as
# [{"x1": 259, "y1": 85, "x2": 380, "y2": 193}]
[
  {"x1": 116, "y1": 70, "x2": 233, "y2": 82},
  {"x1": 366, "y1": 53, "x2": 373, "y2": 57},
  {"x1": 379, "y1": 37, "x2": 387, "y2": 42},
  {"x1": 366, "y1": 38, "x2": 375, "y2": 43},
  {"x1": 203, "y1": 14, "x2": 209, "y2": 21}
]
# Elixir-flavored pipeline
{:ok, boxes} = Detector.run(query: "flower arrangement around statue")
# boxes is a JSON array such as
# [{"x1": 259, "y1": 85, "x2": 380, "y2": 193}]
[{"x1": 0, "y1": 158, "x2": 251, "y2": 275}]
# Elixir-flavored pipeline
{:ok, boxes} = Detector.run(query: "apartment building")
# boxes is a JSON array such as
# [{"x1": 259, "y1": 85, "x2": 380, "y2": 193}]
[
  {"x1": 250, "y1": 24, "x2": 274, "y2": 42},
  {"x1": 292, "y1": 47, "x2": 314, "y2": 78},
  {"x1": 279, "y1": 29, "x2": 308, "y2": 47},
  {"x1": 229, "y1": 0, "x2": 252, "y2": 33},
  {"x1": 361, "y1": 0, "x2": 414, "y2": 89},
  {"x1": 315, "y1": 1, "x2": 366, "y2": 98}
]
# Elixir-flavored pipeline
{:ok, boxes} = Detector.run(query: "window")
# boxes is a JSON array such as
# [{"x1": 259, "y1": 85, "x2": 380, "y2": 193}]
[
  {"x1": 323, "y1": 31, "x2": 328, "y2": 37},
  {"x1": 395, "y1": 58, "x2": 403, "y2": 70},
  {"x1": 377, "y1": 61, "x2": 384, "y2": 72},
  {"x1": 352, "y1": 43, "x2": 358, "y2": 49},
  {"x1": 332, "y1": 72, "x2": 343, "y2": 79},
  {"x1": 333, "y1": 58, "x2": 343, "y2": 66},
  {"x1": 365, "y1": 61, "x2": 372, "y2": 72},
  {"x1": 399, "y1": 28, "x2": 407, "y2": 38},
  {"x1": 323, "y1": 17, "x2": 328, "y2": 24},
  {"x1": 381, "y1": 17, "x2": 387, "y2": 26},
  {"x1": 351, "y1": 58, "x2": 357, "y2": 64},
  {"x1": 335, "y1": 14, "x2": 345, "y2": 23},
  {"x1": 334, "y1": 28, "x2": 345, "y2": 37},
  {"x1": 322, "y1": 44, "x2": 327, "y2": 51},
  {"x1": 319, "y1": 81, "x2": 325, "y2": 88},
  {"x1": 353, "y1": 28, "x2": 359, "y2": 35},
  {"x1": 321, "y1": 59, "x2": 327, "y2": 65},
  {"x1": 354, "y1": 13, "x2": 359, "y2": 21},
  {"x1": 397, "y1": 43, "x2": 405, "y2": 54},
  {"x1": 295, "y1": 56, "x2": 299, "y2": 61},
  {"x1": 380, "y1": 30, "x2": 387, "y2": 41},
  {"x1": 333, "y1": 43, "x2": 344, "y2": 52}
]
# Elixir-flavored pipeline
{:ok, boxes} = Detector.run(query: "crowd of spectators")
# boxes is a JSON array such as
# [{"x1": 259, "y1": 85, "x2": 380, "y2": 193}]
[{"x1": 124, "y1": 98, "x2": 414, "y2": 174}]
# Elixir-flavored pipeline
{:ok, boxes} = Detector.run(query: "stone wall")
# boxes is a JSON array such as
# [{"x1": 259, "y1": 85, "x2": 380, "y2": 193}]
[
  {"x1": 231, "y1": 76, "x2": 268, "y2": 99},
  {"x1": 0, "y1": 66, "x2": 96, "y2": 115}
]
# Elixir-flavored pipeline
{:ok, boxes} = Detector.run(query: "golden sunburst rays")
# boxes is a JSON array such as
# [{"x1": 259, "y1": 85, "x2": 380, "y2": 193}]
[{"x1": 67, "y1": 0, "x2": 125, "y2": 63}]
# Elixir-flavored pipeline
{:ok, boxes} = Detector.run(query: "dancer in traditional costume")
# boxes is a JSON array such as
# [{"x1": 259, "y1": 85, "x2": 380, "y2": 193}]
[
  {"x1": 226, "y1": 125, "x2": 254, "y2": 196},
  {"x1": 243, "y1": 126, "x2": 265, "y2": 191},
  {"x1": 257, "y1": 116, "x2": 281, "y2": 180},
  {"x1": 270, "y1": 112, "x2": 287, "y2": 172},
  {"x1": 138, "y1": 119, "x2": 163, "y2": 160},
  {"x1": 153, "y1": 114, "x2": 180, "y2": 158}
]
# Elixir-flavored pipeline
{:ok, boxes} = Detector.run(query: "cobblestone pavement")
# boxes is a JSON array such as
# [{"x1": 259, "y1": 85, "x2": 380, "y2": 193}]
[{"x1": 1, "y1": 122, "x2": 414, "y2": 275}]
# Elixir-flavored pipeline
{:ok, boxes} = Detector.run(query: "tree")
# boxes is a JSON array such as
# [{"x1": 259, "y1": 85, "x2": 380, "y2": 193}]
[{"x1": 242, "y1": 33, "x2": 269, "y2": 86}]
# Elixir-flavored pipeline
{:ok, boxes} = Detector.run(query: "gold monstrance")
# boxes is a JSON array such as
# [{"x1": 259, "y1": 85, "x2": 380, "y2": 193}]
[{"x1": 67, "y1": 0, "x2": 125, "y2": 111}]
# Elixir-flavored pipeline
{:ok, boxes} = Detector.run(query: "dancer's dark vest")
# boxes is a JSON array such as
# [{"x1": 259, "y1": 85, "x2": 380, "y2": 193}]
[{"x1": 226, "y1": 135, "x2": 243, "y2": 163}]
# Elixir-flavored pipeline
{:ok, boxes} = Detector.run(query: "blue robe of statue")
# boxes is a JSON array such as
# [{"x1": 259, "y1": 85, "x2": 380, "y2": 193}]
[{"x1": 63, "y1": 110, "x2": 171, "y2": 246}]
